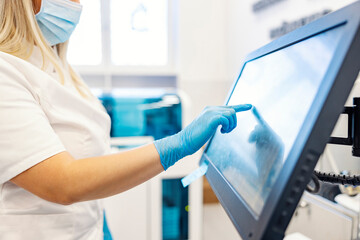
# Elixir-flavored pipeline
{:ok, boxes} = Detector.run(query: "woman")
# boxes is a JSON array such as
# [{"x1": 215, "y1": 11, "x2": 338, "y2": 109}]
[{"x1": 0, "y1": 0, "x2": 251, "y2": 239}]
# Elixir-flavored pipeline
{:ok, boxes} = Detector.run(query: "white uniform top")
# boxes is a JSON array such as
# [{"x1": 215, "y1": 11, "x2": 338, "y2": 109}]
[{"x1": 0, "y1": 47, "x2": 111, "y2": 240}]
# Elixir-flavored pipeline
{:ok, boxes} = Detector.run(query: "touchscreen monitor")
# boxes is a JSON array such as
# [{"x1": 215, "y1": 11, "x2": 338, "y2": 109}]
[{"x1": 204, "y1": 25, "x2": 345, "y2": 216}]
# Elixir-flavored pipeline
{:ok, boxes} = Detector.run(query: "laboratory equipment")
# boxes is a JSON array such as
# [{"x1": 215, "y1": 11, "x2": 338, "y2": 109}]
[
  {"x1": 98, "y1": 89, "x2": 182, "y2": 140},
  {"x1": 162, "y1": 178, "x2": 189, "y2": 240},
  {"x1": 286, "y1": 192, "x2": 359, "y2": 239},
  {"x1": 199, "y1": 1, "x2": 360, "y2": 240}
]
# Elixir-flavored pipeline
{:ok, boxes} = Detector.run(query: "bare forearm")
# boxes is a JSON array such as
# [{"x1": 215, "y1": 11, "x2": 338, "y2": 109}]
[
  {"x1": 11, "y1": 143, "x2": 163, "y2": 205},
  {"x1": 67, "y1": 143, "x2": 163, "y2": 202}
]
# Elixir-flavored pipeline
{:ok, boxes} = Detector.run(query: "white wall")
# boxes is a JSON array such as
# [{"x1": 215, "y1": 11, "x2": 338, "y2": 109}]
[
  {"x1": 226, "y1": 0, "x2": 356, "y2": 80},
  {"x1": 177, "y1": 0, "x2": 233, "y2": 125}
]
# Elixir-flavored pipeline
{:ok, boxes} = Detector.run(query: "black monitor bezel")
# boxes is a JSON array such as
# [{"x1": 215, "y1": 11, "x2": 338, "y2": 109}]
[{"x1": 201, "y1": 2, "x2": 360, "y2": 240}]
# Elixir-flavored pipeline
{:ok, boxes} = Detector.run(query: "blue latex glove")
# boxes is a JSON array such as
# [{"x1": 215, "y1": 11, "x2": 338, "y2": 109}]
[{"x1": 154, "y1": 104, "x2": 252, "y2": 170}]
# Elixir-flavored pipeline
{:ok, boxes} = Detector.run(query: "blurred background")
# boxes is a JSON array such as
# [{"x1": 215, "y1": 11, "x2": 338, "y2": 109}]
[{"x1": 67, "y1": 0, "x2": 359, "y2": 239}]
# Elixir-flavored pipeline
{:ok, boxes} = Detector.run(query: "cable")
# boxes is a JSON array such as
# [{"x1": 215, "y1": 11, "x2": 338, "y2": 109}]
[
  {"x1": 306, "y1": 173, "x2": 320, "y2": 193},
  {"x1": 313, "y1": 170, "x2": 360, "y2": 186}
]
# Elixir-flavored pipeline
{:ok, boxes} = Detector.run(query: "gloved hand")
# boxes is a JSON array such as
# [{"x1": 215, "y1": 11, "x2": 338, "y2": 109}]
[{"x1": 154, "y1": 104, "x2": 252, "y2": 170}]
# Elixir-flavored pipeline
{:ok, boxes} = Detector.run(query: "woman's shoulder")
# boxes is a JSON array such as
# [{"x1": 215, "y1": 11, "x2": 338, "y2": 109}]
[
  {"x1": 0, "y1": 50, "x2": 52, "y2": 91},
  {"x1": 0, "y1": 50, "x2": 38, "y2": 70},
  {"x1": 0, "y1": 51, "x2": 28, "y2": 77},
  {"x1": 0, "y1": 50, "x2": 38, "y2": 76},
  {"x1": 0, "y1": 50, "x2": 51, "y2": 78}
]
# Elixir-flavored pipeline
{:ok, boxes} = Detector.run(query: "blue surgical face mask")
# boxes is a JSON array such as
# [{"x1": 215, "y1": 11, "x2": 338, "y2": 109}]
[{"x1": 36, "y1": 0, "x2": 83, "y2": 46}]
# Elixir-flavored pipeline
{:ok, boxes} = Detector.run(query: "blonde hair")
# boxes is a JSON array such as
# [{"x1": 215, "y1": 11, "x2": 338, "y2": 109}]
[{"x1": 0, "y1": 0, "x2": 90, "y2": 97}]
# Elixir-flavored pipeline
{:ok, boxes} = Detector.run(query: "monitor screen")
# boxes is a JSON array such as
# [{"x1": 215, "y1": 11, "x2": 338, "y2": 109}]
[{"x1": 203, "y1": 25, "x2": 345, "y2": 216}]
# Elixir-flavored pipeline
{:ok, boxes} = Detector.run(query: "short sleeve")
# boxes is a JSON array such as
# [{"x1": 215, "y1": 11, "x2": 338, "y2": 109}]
[{"x1": 0, "y1": 58, "x2": 66, "y2": 184}]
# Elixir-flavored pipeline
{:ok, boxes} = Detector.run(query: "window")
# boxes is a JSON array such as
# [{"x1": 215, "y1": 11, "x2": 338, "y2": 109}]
[
  {"x1": 111, "y1": 0, "x2": 168, "y2": 66},
  {"x1": 67, "y1": 0, "x2": 102, "y2": 65},
  {"x1": 68, "y1": 0, "x2": 172, "y2": 70}
]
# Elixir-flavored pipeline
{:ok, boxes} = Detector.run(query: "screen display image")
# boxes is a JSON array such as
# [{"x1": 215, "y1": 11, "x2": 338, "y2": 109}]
[{"x1": 204, "y1": 25, "x2": 345, "y2": 216}]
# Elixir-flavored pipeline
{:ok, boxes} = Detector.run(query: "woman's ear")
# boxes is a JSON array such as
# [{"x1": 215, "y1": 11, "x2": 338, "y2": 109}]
[{"x1": 33, "y1": 0, "x2": 42, "y2": 14}]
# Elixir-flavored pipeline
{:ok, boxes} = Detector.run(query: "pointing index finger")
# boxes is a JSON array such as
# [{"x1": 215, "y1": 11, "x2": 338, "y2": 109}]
[{"x1": 230, "y1": 104, "x2": 252, "y2": 112}]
